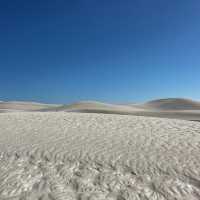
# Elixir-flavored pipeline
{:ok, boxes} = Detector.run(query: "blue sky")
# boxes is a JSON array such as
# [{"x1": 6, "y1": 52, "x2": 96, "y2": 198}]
[{"x1": 0, "y1": 0, "x2": 200, "y2": 103}]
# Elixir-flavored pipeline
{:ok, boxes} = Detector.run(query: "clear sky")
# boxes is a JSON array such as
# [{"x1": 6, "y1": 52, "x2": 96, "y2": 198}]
[{"x1": 0, "y1": 0, "x2": 200, "y2": 103}]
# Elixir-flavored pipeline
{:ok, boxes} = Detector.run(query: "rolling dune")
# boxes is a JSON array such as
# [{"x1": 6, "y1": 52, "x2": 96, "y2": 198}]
[
  {"x1": 1, "y1": 98, "x2": 200, "y2": 121},
  {"x1": 41, "y1": 99, "x2": 200, "y2": 121},
  {"x1": 43, "y1": 101, "x2": 145, "y2": 113},
  {"x1": 0, "y1": 101, "x2": 60, "y2": 112},
  {"x1": 140, "y1": 98, "x2": 200, "y2": 110}
]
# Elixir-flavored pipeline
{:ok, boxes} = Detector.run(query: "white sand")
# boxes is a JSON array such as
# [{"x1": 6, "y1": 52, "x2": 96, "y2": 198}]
[
  {"x1": 0, "y1": 101, "x2": 60, "y2": 111},
  {"x1": 44, "y1": 99, "x2": 200, "y2": 121},
  {"x1": 0, "y1": 112, "x2": 200, "y2": 199},
  {"x1": 1, "y1": 98, "x2": 200, "y2": 121}
]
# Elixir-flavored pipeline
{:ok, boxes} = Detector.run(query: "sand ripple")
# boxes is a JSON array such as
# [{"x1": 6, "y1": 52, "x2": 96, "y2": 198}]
[{"x1": 0, "y1": 112, "x2": 200, "y2": 199}]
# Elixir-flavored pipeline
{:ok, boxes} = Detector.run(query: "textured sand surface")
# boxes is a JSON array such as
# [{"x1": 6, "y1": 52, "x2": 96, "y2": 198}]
[{"x1": 0, "y1": 112, "x2": 200, "y2": 199}]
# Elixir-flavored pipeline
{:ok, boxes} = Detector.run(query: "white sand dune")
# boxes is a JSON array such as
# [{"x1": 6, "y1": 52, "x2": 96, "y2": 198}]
[
  {"x1": 0, "y1": 112, "x2": 200, "y2": 199},
  {"x1": 1, "y1": 98, "x2": 200, "y2": 121},
  {"x1": 44, "y1": 101, "x2": 145, "y2": 113},
  {"x1": 41, "y1": 99, "x2": 200, "y2": 121},
  {"x1": 0, "y1": 101, "x2": 60, "y2": 111}
]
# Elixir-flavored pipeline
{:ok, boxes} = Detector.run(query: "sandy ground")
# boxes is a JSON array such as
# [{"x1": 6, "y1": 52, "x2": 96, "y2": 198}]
[{"x1": 0, "y1": 112, "x2": 200, "y2": 199}]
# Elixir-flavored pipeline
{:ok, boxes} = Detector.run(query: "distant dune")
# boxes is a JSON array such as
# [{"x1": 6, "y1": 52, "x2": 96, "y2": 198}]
[
  {"x1": 1, "y1": 98, "x2": 200, "y2": 121},
  {"x1": 42, "y1": 98, "x2": 200, "y2": 112},
  {"x1": 43, "y1": 101, "x2": 144, "y2": 113},
  {"x1": 40, "y1": 98, "x2": 200, "y2": 121},
  {"x1": 0, "y1": 101, "x2": 60, "y2": 112},
  {"x1": 141, "y1": 98, "x2": 200, "y2": 110}
]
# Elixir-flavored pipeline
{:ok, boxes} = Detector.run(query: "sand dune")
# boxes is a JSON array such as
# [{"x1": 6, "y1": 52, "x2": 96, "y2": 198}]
[
  {"x1": 41, "y1": 99, "x2": 200, "y2": 121},
  {"x1": 0, "y1": 101, "x2": 60, "y2": 111},
  {"x1": 0, "y1": 112, "x2": 200, "y2": 199},
  {"x1": 140, "y1": 98, "x2": 200, "y2": 110},
  {"x1": 1, "y1": 98, "x2": 200, "y2": 121},
  {"x1": 43, "y1": 101, "x2": 144, "y2": 113}
]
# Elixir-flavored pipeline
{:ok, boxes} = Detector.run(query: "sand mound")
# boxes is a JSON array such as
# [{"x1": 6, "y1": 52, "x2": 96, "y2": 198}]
[
  {"x1": 0, "y1": 112, "x2": 200, "y2": 199},
  {"x1": 41, "y1": 100, "x2": 200, "y2": 121},
  {"x1": 2, "y1": 99, "x2": 200, "y2": 121},
  {"x1": 43, "y1": 101, "x2": 143, "y2": 113},
  {"x1": 142, "y1": 98, "x2": 200, "y2": 110},
  {"x1": 54, "y1": 101, "x2": 119, "y2": 110},
  {"x1": 0, "y1": 101, "x2": 59, "y2": 111}
]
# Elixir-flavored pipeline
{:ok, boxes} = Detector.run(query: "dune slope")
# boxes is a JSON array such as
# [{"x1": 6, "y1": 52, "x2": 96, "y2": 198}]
[
  {"x1": 141, "y1": 98, "x2": 200, "y2": 110},
  {"x1": 2, "y1": 98, "x2": 200, "y2": 121},
  {"x1": 0, "y1": 112, "x2": 200, "y2": 199},
  {"x1": 42, "y1": 99, "x2": 200, "y2": 121},
  {"x1": 0, "y1": 101, "x2": 60, "y2": 112},
  {"x1": 43, "y1": 101, "x2": 143, "y2": 113}
]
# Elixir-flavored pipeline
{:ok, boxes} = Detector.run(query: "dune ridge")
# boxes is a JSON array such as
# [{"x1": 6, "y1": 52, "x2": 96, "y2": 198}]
[
  {"x1": 0, "y1": 101, "x2": 60, "y2": 111},
  {"x1": 141, "y1": 98, "x2": 200, "y2": 110},
  {"x1": 41, "y1": 98, "x2": 200, "y2": 121},
  {"x1": 1, "y1": 98, "x2": 200, "y2": 121}
]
